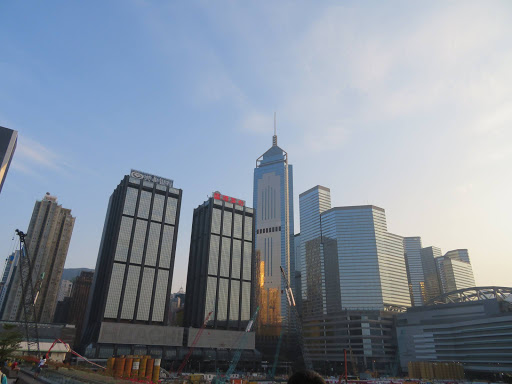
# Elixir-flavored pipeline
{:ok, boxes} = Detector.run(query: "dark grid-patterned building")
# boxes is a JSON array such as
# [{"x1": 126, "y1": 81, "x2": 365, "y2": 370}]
[
  {"x1": 184, "y1": 192, "x2": 254, "y2": 331},
  {"x1": 81, "y1": 170, "x2": 181, "y2": 356}
]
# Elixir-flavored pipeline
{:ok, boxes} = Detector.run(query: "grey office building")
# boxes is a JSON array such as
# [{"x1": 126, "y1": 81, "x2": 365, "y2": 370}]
[
  {"x1": 0, "y1": 251, "x2": 20, "y2": 316},
  {"x1": 1, "y1": 193, "x2": 75, "y2": 323},
  {"x1": 297, "y1": 186, "x2": 411, "y2": 372},
  {"x1": 403, "y1": 237, "x2": 425, "y2": 306},
  {"x1": 0, "y1": 126, "x2": 17, "y2": 194},
  {"x1": 420, "y1": 246, "x2": 443, "y2": 303},
  {"x1": 184, "y1": 192, "x2": 254, "y2": 330},
  {"x1": 397, "y1": 287, "x2": 512, "y2": 374},
  {"x1": 82, "y1": 170, "x2": 182, "y2": 358},
  {"x1": 436, "y1": 249, "x2": 475, "y2": 294}
]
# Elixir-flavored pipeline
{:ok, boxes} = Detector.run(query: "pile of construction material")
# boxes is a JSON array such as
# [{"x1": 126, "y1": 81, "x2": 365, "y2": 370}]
[
  {"x1": 408, "y1": 361, "x2": 465, "y2": 380},
  {"x1": 107, "y1": 355, "x2": 161, "y2": 383}
]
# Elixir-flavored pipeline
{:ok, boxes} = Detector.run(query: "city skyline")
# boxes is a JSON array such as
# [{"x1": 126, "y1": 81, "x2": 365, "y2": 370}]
[{"x1": 1, "y1": 1, "x2": 511, "y2": 292}]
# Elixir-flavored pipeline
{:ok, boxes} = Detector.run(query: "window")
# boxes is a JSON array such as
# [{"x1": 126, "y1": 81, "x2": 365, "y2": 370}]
[
  {"x1": 152, "y1": 194, "x2": 165, "y2": 222},
  {"x1": 243, "y1": 242, "x2": 252, "y2": 280},
  {"x1": 205, "y1": 277, "x2": 217, "y2": 322},
  {"x1": 121, "y1": 265, "x2": 141, "y2": 319},
  {"x1": 241, "y1": 282, "x2": 251, "y2": 320},
  {"x1": 217, "y1": 278, "x2": 229, "y2": 321},
  {"x1": 130, "y1": 219, "x2": 147, "y2": 264},
  {"x1": 152, "y1": 270, "x2": 169, "y2": 322},
  {"x1": 220, "y1": 239, "x2": 231, "y2": 277},
  {"x1": 123, "y1": 188, "x2": 138, "y2": 216},
  {"x1": 136, "y1": 267, "x2": 155, "y2": 321},
  {"x1": 159, "y1": 225, "x2": 174, "y2": 269},
  {"x1": 208, "y1": 235, "x2": 220, "y2": 275},
  {"x1": 231, "y1": 239, "x2": 241, "y2": 279},
  {"x1": 145, "y1": 222, "x2": 161, "y2": 266},
  {"x1": 104, "y1": 263, "x2": 125, "y2": 318},
  {"x1": 229, "y1": 280, "x2": 240, "y2": 323},
  {"x1": 115, "y1": 216, "x2": 133, "y2": 262},
  {"x1": 137, "y1": 191, "x2": 152, "y2": 219},
  {"x1": 233, "y1": 214, "x2": 243, "y2": 239},
  {"x1": 223, "y1": 210, "x2": 232, "y2": 236},
  {"x1": 165, "y1": 198, "x2": 178, "y2": 225},
  {"x1": 211, "y1": 208, "x2": 221, "y2": 234}
]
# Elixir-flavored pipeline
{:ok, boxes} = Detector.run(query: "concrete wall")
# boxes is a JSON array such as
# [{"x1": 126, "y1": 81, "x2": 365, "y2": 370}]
[
  {"x1": 98, "y1": 322, "x2": 184, "y2": 346},
  {"x1": 187, "y1": 328, "x2": 255, "y2": 349}
]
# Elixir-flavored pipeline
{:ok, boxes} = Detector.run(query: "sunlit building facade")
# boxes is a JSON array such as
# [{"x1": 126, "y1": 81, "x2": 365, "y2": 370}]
[
  {"x1": 253, "y1": 132, "x2": 295, "y2": 335},
  {"x1": 403, "y1": 237, "x2": 425, "y2": 306},
  {"x1": 420, "y1": 246, "x2": 443, "y2": 302},
  {"x1": 0, "y1": 126, "x2": 17, "y2": 194},
  {"x1": 82, "y1": 170, "x2": 181, "y2": 357},
  {"x1": 436, "y1": 249, "x2": 475, "y2": 294}
]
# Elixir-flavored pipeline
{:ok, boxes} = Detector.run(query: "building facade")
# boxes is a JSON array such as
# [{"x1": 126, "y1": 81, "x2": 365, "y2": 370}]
[
  {"x1": 2, "y1": 193, "x2": 75, "y2": 323},
  {"x1": 397, "y1": 288, "x2": 512, "y2": 374},
  {"x1": 81, "y1": 170, "x2": 181, "y2": 358},
  {"x1": 420, "y1": 246, "x2": 443, "y2": 302},
  {"x1": 0, "y1": 126, "x2": 17, "y2": 194},
  {"x1": 68, "y1": 271, "x2": 94, "y2": 346},
  {"x1": 184, "y1": 192, "x2": 254, "y2": 331},
  {"x1": 403, "y1": 237, "x2": 425, "y2": 306},
  {"x1": 57, "y1": 280, "x2": 73, "y2": 302},
  {"x1": 297, "y1": 185, "x2": 411, "y2": 372},
  {"x1": 436, "y1": 251, "x2": 475, "y2": 294},
  {"x1": 253, "y1": 132, "x2": 295, "y2": 335},
  {"x1": 0, "y1": 251, "x2": 20, "y2": 316}
]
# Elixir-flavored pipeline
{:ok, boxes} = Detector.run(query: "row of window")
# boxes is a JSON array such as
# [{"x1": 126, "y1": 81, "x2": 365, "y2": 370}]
[
  {"x1": 257, "y1": 226, "x2": 281, "y2": 234},
  {"x1": 104, "y1": 263, "x2": 169, "y2": 322},
  {"x1": 208, "y1": 235, "x2": 252, "y2": 280},
  {"x1": 123, "y1": 187, "x2": 178, "y2": 225},
  {"x1": 204, "y1": 276, "x2": 251, "y2": 323},
  {"x1": 115, "y1": 216, "x2": 175, "y2": 269},
  {"x1": 211, "y1": 208, "x2": 253, "y2": 240}
]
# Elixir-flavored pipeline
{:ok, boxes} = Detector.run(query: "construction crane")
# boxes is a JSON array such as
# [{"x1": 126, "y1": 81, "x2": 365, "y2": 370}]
[
  {"x1": 269, "y1": 329, "x2": 284, "y2": 380},
  {"x1": 176, "y1": 311, "x2": 213, "y2": 375},
  {"x1": 280, "y1": 266, "x2": 312, "y2": 370},
  {"x1": 214, "y1": 306, "x2": 259, "y2": 384},
  {"x1": 15, "y1": 229, "x2": 41, "y2": 357}
]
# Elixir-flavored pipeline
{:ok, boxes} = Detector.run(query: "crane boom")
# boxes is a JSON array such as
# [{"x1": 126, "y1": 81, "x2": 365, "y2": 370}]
[
  {"x1": 15, "y1": 229, "x2": 41, "y2": 357},
  {"x1": 176, "y1": 311, "x2": 213, "y2": 375},
  {"x1": 280, "y1": 265, "x2": 312, "y2": 370}
]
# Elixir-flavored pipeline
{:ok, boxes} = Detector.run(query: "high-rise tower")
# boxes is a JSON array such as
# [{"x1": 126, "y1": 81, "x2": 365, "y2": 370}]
[
  {"x1": 253, "y1": 123, "x2": 295, "y2": 335},
  {"x1": 0, "y1": 126, "x2": 17, "y2": 194},
  {"x1": 1, "y1": 193, "x2": 75, "y2": 323},
  {"x1": 81, "y1": 170, "x2": 182, "y2": 357}
]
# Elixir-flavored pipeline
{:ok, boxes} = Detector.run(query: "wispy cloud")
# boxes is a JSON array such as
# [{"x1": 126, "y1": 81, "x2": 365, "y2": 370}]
[{"x1": 11, "y1": 136, "x2": 73, "y2": 178}]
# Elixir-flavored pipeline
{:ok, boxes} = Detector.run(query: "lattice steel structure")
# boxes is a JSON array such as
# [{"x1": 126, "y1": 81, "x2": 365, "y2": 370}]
[{"x1": 426, "y1": 286, "x2": 512, "y2": 305}]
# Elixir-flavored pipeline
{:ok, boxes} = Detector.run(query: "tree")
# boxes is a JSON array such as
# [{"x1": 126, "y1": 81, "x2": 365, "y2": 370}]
[{"x1": 0, "y1": 324, "x2": 23, "y2": 362}]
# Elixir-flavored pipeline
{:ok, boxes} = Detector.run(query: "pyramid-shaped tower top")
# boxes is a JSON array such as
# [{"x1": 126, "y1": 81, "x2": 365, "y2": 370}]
[
  {"x1": 256, "y1": 112, "x2": 288, "y2": 167},
  {"x1": 272, "y1": 112, "x2": 278, "y2": 146}
]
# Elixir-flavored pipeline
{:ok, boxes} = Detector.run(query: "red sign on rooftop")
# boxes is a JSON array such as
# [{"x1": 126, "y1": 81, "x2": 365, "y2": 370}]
[{"x1": 213, "y1": 192, "x2": 245, "y2": 207}]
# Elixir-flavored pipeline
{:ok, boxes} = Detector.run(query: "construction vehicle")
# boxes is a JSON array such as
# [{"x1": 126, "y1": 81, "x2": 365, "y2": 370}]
[
  {"x1": 214, "y1": 307, "x2": 259, "y2": 384},
  {"x1": 15, "y1": 229, "x2": 41, "y2": 357},
  {"x1": 280, "y1": 266, "x2": 313, "y2": 370},
  {"x1": 176, "y1": 311, "x2": 213, "y2": 375}
]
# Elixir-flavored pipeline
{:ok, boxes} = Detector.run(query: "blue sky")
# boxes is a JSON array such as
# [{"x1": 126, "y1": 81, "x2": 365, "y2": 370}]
[{"x1": 1, "y1": 1, "x2": 511, "y2": 291}]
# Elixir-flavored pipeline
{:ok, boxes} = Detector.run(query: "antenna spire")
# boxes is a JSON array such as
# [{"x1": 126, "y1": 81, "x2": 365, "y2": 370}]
[{"x1": 272, "y1": 112, "x2": 278, "y2": 146}]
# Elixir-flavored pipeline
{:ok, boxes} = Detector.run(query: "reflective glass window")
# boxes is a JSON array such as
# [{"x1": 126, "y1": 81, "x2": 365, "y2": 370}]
[
  {"x1": 121, "y1": 265, "x2": 141, "y2": 319},
  {"x1": 220, "y1": 239, "x2": 231, "y2": 277},
  {"x1": 104, "y1": 263, "x2": 125, "y2": 318},
  {"x1": 156, "y1": 184, "x2": 167, "y2": 192},
  {"x1": 137, "y1": 267, "x2": 155, "y2": 321},
  {"x1": 241, "y1": 282, "x2": 251, "y2": 320},
  {"x1": 230, "y1": 280, "x2": 240, "y2": 323},
  {"x1": 244, "y1": 216, "x2": 253, "y2": 241},
  {"x1": 208, "y1": 235, "x2": 220, "y2": 275},
  {"x1": 129, "y1": 177, "x2": 141, "y2": 185},
  {"x1": 152, "y1": 194, "x2": 165, "y2": 222},
  {"x1": 130, "y1": 219, "x2": 147, "y2": 264},
  {"x1": 223, "y1": 211, "x2": 232, "y2": 236},
  {"x1": 211, "y1": 208, "x2": 221, "y2": 234},
  {"x1": 233, "y1": 214, "x2": 242, "y2": 239},
  {"x1": 115, "y1": 216, "x2": 133, "y2": 262},
  {"x1": 152, "y1": 270, "x2": 169, "y2": 322},
  {"x1": 137, "y1": 191, "x2": 152, "y2": 219},
  {"x1": 123, "y1": 188, "x2": 138, "y2": 216},
  {"x1": 159, "y1": 225, "x2": 174, "y2": 269},
  {"x1": 145, "y1": 222, "x2": 160, "y2": 266},
  {"x1": 165, "y1": 198, "x2": 178, "y2": 225},
  {"x1": 205, "y1": 277, "x2": 217, "y2": 322},
  {"x1": 231, "y1": 239, "x2": 241, "y2": 279},
  {"x1": 143, "y1": 181, "x2": 154, "y2": 188},
  {"x1": 168, "y1": 187, "x2": 180, "y2": 195},
  {"x1": 217, "y1": 278, "x2": 229, "y2": 321},
  {"x1": 243, "y1": 242, "x2": 252, "y2": 280}
]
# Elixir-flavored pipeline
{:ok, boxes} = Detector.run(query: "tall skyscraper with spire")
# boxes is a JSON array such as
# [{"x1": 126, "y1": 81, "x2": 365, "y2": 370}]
[{"x1": 253, "y1": 115, "x2": 295, "y2": 356}]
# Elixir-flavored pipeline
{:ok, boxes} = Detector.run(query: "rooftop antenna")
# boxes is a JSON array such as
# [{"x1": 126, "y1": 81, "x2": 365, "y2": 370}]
[{"x1": 272, "y1": 112, "x2": 278, "y2": 146}]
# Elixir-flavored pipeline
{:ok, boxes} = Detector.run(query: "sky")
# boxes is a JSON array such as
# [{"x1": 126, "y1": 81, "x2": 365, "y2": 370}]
[{"x1": 0, "y1": 1, "x2": 511, "y2": 292}]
